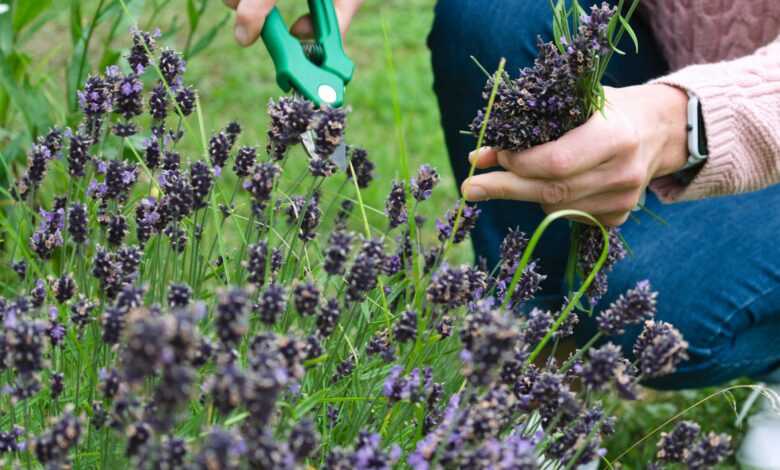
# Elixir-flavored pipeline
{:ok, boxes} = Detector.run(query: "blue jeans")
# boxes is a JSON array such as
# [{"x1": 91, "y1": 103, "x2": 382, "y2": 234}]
[{"x1": 428, "y1": 0, "x2": 780, "y2": 389}]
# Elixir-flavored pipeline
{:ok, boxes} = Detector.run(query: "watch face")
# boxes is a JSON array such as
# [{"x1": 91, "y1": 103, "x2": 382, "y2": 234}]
[{"x1": 697, "y1": 101, "x2": 709, "y2": 156}]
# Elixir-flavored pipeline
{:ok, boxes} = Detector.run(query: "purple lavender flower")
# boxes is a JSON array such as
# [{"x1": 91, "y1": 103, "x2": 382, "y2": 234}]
[
  {"x1": 135, "y1": 197, "x2": 162, "y2": 244},
  {"x1": 384, "y1": 366, "x2": 425, "y2": 403},
  {"x1": 244, "y1": 162, "x2": 281, "y2": 207},
  {"x1": 30, "y1": 208, "x2": 65, "y2": 259},
  {"x1": 30, "y1": 279, "x2": 46, "y2": 307},
  {"x1": 30, "y1": 412, "x2": 82, "y2": 465},
  {"x1": 19, "y1": 143, "x2": 53, "y2": 196},
  {"x1": 104, "y1": 160, "x2": 139, "y2": 202},
  {"x1": 127, "y1": 28, "x2": 158, "y2": 73},
  {"x1": 685, "y1": 432, "x2": 732, "y2": 469},
  {"x1": 366, "y1": 332, "x2": 395, "y2": 362},
  {"x1": 159, "y1": 48, "x2": 186, "y2": 86},
  {"x1": 426, "y1": 263, "x2": 487, "y2": 309},
  {"x1": 522, "y1": 308, "x2": 553, "y2": 345},
  {"x1": 460, "y1": 308, "x2": 521, "y2": 385},
  {"x1": 394, "y1": 309, "x2": 417, "y2": 343},
  {"x1": 497, "y1": 260, "x2": 547, "y2": 310},
  {"x1": 266, "y1": 96, "x2": 315, "y2": 158},
  {"x1": 656, "y1": 420, "x2": 701, "y2": 463},
  {"x1": 149, "y1": 82, "x2": 169, "y2": 120},
  {"x1": 582, "y1": 342, "x2": 623, "y2": 391},
  {"x1": 113, "y1": 73, "x2": 143, "y2": 119},
  {"x1": 194, "y1": 428, "x2": 245, "y2": 470},
  {"x1": 317, "y1": 298, "x2": 340, "y2": 337},
  {"x1": 293, "y1": 281, "x2": 320, "y2": 316},
  {"x1": 51, "y1": 274, "x2": 76, "y2": 303},
  {"x1": 159, "y1": 169, "x2": 194, "y2": 221},
  {"x1": 500, "y1": 228, "x2": 529, "y2": 266},
  {"x1": 163, "y1": 150, "x2": 181, "y2": 172},
  {"x1": 289, "y1": 419, "x2": 319, "y2": 461},
  {"x1": 144, "y1": 136, "x2": 162, "y2": 169},
  {"x1": 79, "y1": 74, "x2": 112, "y2": 118},
  {"x1": 437, "y1": 202, "x2": 481, "y2": 244},
  {"x1": 0, "y1": 427, "x2": 23, "y2": 454},
  {"x1": 67, "y1": 132, "x2": 90, "y2": 177},
  {"x1": 333, "y1": 357, "x2": 355, "y2": 383},
  {"x1": 313, "y1": 106, "x2": 347, "y2": 157},
  {"x1": 596, "y1": 280, "x2": 657, "y2": 335},
  {"x1": 225, "y1": 121, "x2": 241, "y2": 145},
  {"x1": 578, "y1": 225, "x2": 627, "y2": 305},
  {"x1": 324, "y1": 229, "x2": 353, "y2": 276},
  {"x1": 345, "y1": 238, "x2": 384, "y2": 302},
  {"x1": 70, "y1": 295, "x2": 96, "y2": 329},
  {"x1": 309, "y1": 156, "x2": 337, "y2": 177},
  {"x1": 255, "y1": 283, "x2": 287, "y2": 325},
  {"x1": 11, "y1": 260, "x2": 26, "y2": 280},
  {"x1": 633, "y1": 320, "x2": 689, "y2": 378},
  {"x1": 167, "y1": 283, "x2": 192, "y2": 308},
  {"x1": 190, "y1": 160, "x2": 214, "y2": 209},
  {"x1": 175, "y1": 85, "x2": 196, "y2": 116},
  {"x1": 245, "y1": 241, "x2": 268, "y2": 287},
  {"x1": 50, "y1": 372, "x2": 64, "y2": 399},
  {"x1": 67, "y1": 203, "x2": 88, "y2": 244},
  {"x1": 215, "y1": 287, "x2": 250, "y2": 348},
  {"x1": 107, "y1": 214, "x2": 128, "y2": 246},
  {"x1": 347, "y1": 146, "x2": 374, "y2": 188},
  {"x1": 298, "y1": 192, "x2": 321, "y2": 242},
  {"x1": 385, "y1": 180, "x2": 407, "y2": 229},
  {"x1": 208, "y1": 130, "x2": 232, "y2": 171},
  {"x1": 233, "y1": 146, "x2": 257, "y2": 177},
  {"x1": 5, "y1": 319, "x2": 46, "y2": 374},
  {"x1": 411, "y1": 165, "x2": 440, "y2": 201}
]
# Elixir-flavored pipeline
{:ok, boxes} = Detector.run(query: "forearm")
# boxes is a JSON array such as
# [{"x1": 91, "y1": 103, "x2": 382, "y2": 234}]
[{"x1": 648, "y1": 35, "x2": 780, "y2": 202}]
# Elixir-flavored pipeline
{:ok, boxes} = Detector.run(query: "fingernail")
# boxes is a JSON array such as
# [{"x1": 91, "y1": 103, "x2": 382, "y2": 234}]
[
  {"x1": 468, "y1": 147, "x2": 490, "y2": 163},
  {"x1": 235, "y1": 25, "x2": 249, "y2": 45},
  {"x1": 465, "y1": 185, "x2": 487, "y2": 201}
]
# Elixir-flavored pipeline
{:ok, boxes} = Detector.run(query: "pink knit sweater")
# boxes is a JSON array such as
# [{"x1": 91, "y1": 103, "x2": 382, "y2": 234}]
[{"x1": 638, "y1": 0, "x2": 780, "y2": 202}]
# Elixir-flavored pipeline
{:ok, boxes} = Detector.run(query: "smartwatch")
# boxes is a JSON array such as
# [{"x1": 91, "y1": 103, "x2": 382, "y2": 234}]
[{"x1": 675, "y1": 92, "x2": 709, "y2": 182}]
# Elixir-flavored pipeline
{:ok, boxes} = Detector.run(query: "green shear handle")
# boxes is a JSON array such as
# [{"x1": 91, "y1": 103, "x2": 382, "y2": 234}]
[{"x1": 260, "y1": 0, "x2": 355, "y2": 107}]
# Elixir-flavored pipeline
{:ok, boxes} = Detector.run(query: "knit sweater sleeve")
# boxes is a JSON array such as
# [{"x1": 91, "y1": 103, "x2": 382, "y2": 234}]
[{"x1": 647, "y1": 35, "x2": 780, "y2": 203}]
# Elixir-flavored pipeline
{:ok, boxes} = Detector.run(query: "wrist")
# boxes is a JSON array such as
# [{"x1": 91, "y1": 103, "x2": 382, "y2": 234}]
[{"x1": 652, "y1": 84, "x2": 690, "y2": 177}]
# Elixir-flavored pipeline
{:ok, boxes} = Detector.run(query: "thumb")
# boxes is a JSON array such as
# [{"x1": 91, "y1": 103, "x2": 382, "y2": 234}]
[{"x1": 290, "y1": 0, "x2": 359, "y2": 41}]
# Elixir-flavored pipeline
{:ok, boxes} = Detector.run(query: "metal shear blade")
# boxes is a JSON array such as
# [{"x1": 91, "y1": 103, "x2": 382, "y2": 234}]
[{"x1": 301, "y1": 130, "x2": 348, "y2": 171}]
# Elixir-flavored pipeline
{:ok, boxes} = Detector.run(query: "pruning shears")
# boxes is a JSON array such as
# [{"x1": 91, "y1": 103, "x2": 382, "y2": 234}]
[
  {"x1": 260, "y1": 0, "x2": 354, "y2": 108},
  {"x1": 260, "y1": 0, "x2": 355, "y2": 169}
]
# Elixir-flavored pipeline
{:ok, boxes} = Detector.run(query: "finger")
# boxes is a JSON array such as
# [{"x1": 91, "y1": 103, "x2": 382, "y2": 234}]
[
  {"x1": 463, "y1": 166, "x2": 616, "y2": 204},
  {"x1": 541, "y1": 189, "x2": 641, "y2": 217},
  {"x1": 467, "y1": 147, "x2": 499, "y2": 169},
  {"x1": 498, "y1": 114, "x2": 631, "y2": 179},
  {"x1": 235, "y1": 0, "x2": 274, "y2": 46},
  {"x1": 290, "y1": 15, "x2": 316, "y2": 39},
  {"x1": 224, "y1": 0, "x2": 240, "y2": 9},
  {"x1": 290, "y1": 0, "x2": 358, "y2": 40}
]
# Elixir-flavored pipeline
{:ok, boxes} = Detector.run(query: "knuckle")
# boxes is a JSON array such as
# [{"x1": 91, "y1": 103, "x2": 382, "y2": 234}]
[
  {"x1": 547, "y1": 149, "x2": 573, "y2": 178},
  {"x1": 541, "y1": 181, "x2": 570, "y2": 205},
  {"x1": 616, "y1": 192, "x2": 640, "y2": 213},
  {"x1": 620, "y1": 164, "x2": 647, "y2": 189}
]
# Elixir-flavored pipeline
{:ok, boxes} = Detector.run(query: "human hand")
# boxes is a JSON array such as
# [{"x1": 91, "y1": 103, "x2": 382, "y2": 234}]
[
  {"x1": 224, "y1": 0, "x2": 364, "y2": 47},
  {"x1": 462, "y1": 85, "x2": 690, "y2": 226}
]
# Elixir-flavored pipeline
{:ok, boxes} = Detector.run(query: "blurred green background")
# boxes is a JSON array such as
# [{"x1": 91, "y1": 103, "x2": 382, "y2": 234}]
[{"x1": 0, "y1": 0, "x2": 755, "y2": 466}]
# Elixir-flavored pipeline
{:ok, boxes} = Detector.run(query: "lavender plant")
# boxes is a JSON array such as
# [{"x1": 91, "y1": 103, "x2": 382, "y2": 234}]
[{"x1": 0, "y1": 11, "x2": 734, "y2": 470}]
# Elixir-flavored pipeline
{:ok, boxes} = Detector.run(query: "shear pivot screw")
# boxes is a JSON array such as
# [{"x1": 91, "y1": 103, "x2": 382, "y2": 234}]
[{"x1": 318, "y1": 85, "x2": 338, "y2": 105}]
